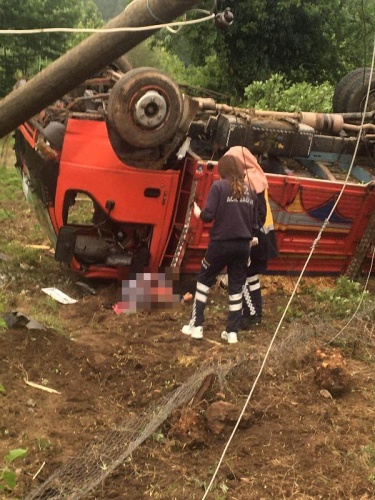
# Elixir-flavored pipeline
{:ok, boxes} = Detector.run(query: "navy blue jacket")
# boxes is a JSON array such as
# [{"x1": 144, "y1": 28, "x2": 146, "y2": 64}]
[{"x1": 200, "y1": 179, "x2": 258, "y2": 241}]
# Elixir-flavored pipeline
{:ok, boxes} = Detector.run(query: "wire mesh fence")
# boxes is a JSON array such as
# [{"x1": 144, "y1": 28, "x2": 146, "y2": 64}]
[{"x1": 25, "y1": 361, "x2": 233, "y2": 500}]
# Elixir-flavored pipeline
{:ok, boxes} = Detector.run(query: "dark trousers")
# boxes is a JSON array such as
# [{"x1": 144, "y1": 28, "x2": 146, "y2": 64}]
[{"x1": 189, "y1": 239, "x2": 249, "y2": 333}]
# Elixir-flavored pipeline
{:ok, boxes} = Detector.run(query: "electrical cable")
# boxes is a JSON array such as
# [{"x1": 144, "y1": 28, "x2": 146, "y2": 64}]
[
  {"x1": 2, "y1": 4, "x2": 373, "y2": 495},
  {"x1": 328, "y1": 243, "x2": 375, "y2": 345},
  {"x1": 201, "y1": 33, "x2": 375, "y2": 500},
  {"x1": 0, "y1": 12, "x2": 214, "y2": 35},
  {"x1": 166, "y1": 14, "x2": 186, "y2": 34},
  {"x1": 166, "y1": 9, "x2": 213, "y2": 33}
]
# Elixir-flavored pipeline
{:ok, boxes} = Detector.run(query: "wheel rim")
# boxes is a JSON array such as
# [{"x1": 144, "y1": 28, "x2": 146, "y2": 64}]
[{"x1": 133, "y1": 89, "x2": 168, "y2": 128}]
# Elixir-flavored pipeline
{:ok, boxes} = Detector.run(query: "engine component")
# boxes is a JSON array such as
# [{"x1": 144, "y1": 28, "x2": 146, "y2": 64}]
[{"x1": 213, "y1": 114, "x2": 314, "y2": 157}]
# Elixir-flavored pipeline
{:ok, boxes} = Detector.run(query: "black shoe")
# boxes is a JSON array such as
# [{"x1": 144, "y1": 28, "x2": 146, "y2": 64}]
[{"x1": 241, "y1": 314, "x2": 262, "y2": 330}]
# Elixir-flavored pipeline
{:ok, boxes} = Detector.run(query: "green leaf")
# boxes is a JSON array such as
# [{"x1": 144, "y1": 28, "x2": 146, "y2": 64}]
[
  {"x1": 0, "y1": 469, "x2": 16, "y2": 490},
  {"x1": 4, "y1": 449, "x2": 28, "y2": 463}
]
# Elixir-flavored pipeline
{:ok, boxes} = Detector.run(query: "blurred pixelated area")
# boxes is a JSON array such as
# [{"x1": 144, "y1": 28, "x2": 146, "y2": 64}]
[{"x1": 114, "y1": 268, "x2": 181, "y2": 314}]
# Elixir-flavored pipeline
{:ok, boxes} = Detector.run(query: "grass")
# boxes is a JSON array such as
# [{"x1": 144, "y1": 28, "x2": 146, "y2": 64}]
[
  {"x1": 1, "y1": 136, "x2": 375, "y2": 499},
  {"x1": 0, "y1": 157, "x2": 69, "y2": 336}
]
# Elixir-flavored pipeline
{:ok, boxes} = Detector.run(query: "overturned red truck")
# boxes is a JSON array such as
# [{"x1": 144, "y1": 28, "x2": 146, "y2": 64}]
[{"x1": 1, "y1": 1, "x2": 375, "y2": 280}]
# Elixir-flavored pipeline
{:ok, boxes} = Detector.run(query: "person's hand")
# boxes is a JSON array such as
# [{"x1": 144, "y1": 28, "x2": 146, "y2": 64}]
[
  {"x1": 193, "y1": 202, "x2": 201, "y2": 218},
  {"x1": 250, "y1": 237, "x2": 259, "y2": 247}
]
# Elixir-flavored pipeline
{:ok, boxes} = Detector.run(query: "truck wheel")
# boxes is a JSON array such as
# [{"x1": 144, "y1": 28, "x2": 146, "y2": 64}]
[
  {"x1": 333, "y1": 68, "x2": 367, "y2": 112},
  {"x1": 333, "y1": 67, "x2": 375, "y2": 113},
  {"x1": 107, "y1": 67, "x2": 183, "y2": 149},
  {"x1": 345, "y1": 72, "x2": 375, "y2": 113}
]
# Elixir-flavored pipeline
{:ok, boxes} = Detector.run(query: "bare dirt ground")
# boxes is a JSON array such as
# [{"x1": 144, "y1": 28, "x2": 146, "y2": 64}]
[{"x1": 0, "y1": 155, "x2": 375, "y2": 500}]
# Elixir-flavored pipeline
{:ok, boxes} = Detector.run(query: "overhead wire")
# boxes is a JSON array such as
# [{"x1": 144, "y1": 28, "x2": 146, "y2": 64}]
[
  {"x1": 329, "y1": 244, "x2": 375, "y2": 345},
  {"x1": 202, "y1": 32, "x2": 375, "y2": 500},
  {"x1": 1, "y1": 2, "x2": 374, "y2": 496},
  {"x1": 0, "y1": 11, "x2": 214, "y2": 35},
  {"x1": 165, "y1": 9, "x2": 212, "y2": 34}
]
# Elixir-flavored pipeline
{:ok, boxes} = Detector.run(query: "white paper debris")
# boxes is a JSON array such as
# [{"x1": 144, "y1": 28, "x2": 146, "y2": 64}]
[{"x1": 42, "y1": 287, "x2": 77, "y2": 304}]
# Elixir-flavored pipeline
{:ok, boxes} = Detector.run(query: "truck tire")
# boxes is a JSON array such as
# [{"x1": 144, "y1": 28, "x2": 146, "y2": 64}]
[
  {"x1": 345, "y1": 71, "x2": 375, "y2": 113},
  {"x1": 107, "y1": 67, "x2": 183, "y2": 149},
  {"x1": 332, "y1": 68, "x2": 367, "y2": 112},
  {"x1": 332, "y1": 67, "x2": 375, "y2": 113}
]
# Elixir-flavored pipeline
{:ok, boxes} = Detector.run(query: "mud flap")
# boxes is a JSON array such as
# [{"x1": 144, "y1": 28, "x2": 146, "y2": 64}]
[{"x1": 55, "y1": 226, "x2": 77, "y2": 263}]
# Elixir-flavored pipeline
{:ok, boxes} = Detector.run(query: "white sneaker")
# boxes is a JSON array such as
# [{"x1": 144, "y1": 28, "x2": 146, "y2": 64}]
[
  {"x1": 221, "y1": 331, "x2": 238, "y2": 344},
  {"x1": 181, "y1": 325, "x2": 203, "y2": 339},
  {"x1": 181, "y1": 324, "x2": 193, "y2": 335}
]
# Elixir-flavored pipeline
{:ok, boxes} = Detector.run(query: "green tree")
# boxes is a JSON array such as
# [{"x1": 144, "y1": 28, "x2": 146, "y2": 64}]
[
  {"x1": 158, "y1": 0, "x2": 375, "y2": 98},
  {"x1": 0, "y1": 0, "x2": 102, "y2": 97}
]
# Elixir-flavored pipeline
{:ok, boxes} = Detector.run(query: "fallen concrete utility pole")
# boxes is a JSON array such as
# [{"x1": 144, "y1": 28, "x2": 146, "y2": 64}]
[{"x1": 0, "y1": 0, "x2": 200, "y2": 138}]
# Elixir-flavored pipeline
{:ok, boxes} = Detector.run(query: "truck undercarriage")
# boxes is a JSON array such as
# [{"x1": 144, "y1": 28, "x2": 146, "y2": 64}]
[
  {"x1": 0, "y1": 0, "x2": 374, "y2": 279},
  {"x1": 12, "y1": 63, "x2": 375, "y2": 279}
]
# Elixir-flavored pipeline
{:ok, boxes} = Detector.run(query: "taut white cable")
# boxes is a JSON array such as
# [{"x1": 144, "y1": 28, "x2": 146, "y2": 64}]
[
  {"x1": 329, "y1": 244, "x2": 375, "y2": 344},
  {"x1": 202, "y1": 35, "x2": 375, "y2": 500},
  {"x1": 0, "y1": 13, "x2": 214, "y2": 35}
]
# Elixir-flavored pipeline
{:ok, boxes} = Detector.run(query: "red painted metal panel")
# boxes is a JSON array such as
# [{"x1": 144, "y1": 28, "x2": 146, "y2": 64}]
[
  {"x1": 55, "y1": 119, "x2": 181, "y2": 272},
  {"x1": 17, "y1": 118, "x2": 374, "y2": 278},
  {"x1": 180, "y1": 163, "x2": 375, "y2": 275}
]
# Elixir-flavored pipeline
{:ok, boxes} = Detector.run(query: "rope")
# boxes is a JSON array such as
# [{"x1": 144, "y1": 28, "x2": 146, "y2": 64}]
[
  {"x1": 0, "y1": 12, "x2": 214, "y2": 35},
  {"x1": 202, "y1": 34, "x2": 375, "y2": 500},
  {"x1": 329, "y1": 244, "x2": 375, "y2": 345}
]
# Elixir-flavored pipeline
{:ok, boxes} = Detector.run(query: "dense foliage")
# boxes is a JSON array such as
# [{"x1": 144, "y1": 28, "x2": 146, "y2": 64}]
[
  {"x1": 156, "y1": 0, "x2": 375, "y2": 98},
  {"x1": 0, "y1": 0, "x2": 101, "y2": 96},
  {"x1": 0, "y1": 0, "x2": 374, "y2": 108},
  {"x1": 244, "y1": 74, "x2": 334, "y2": 112}
]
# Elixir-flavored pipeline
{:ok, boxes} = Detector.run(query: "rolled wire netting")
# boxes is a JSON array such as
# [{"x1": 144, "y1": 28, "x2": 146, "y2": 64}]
[{"x1": 25, "y1": 361, "x2": 233, "y2": 500}]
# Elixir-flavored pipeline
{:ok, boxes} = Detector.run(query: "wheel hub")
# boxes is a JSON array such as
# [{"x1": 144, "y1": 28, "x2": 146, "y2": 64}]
[{"x1": 134, "y1": 90, "x2": 167, "y2": 128}]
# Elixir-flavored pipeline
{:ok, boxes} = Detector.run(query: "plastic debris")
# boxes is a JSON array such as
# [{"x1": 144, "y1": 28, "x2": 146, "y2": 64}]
[
  {"x1": 3, "y1": 311, "x2": 46, "y2": 330},
  {"x1": 42, "y1": 287, "x2": 77, "y2": 304}
]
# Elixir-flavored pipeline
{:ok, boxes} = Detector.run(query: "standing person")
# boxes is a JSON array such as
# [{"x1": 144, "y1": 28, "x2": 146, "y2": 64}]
[
  {"x1": 223, "y1": 147, "x2": 278, "y2": 329},
  {"x1": 181, "y1": 153, "x2": 258, "y2": 344}
]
